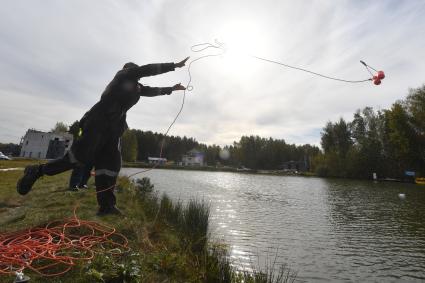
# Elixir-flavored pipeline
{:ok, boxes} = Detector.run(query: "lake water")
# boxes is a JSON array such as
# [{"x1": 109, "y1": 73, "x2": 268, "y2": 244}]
[{"x1": 122, "y1": 168, "x2": 425, "y2": 282}]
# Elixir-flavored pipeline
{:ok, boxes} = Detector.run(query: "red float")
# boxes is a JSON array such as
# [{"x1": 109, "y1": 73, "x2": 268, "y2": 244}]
[{"x1": 377, "y1": 71, "x2": 385, "y2": 80}]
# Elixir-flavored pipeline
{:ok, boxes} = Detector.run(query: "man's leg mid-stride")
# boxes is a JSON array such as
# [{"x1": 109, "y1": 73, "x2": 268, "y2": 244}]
[
  {"x1": 17, "y1": 152, "x2": 77, "y2": 195},
  {"x1": 94, "y1": 137, "x2": 122, "y2": 216}
]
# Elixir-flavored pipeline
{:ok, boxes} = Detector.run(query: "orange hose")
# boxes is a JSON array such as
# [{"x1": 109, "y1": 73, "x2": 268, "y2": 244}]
[{"x1": 0, "y1": 207, "x2": 128, "y2": 277}]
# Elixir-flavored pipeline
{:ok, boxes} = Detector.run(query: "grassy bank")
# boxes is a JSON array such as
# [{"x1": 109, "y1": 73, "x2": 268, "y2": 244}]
[
  {"x1": 0, "y1": 160, "x2": 296, "y2": 282},
  {"x1": 0, "y1": 158, "x2": 40, "y2": 169}
]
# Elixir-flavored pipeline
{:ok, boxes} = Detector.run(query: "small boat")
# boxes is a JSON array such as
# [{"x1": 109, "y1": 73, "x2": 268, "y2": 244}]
[{"x1": 415, "y1": 177, "x2": 425, "y2": 185}]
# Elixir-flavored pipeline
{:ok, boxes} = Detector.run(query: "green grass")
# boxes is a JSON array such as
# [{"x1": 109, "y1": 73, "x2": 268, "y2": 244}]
[
  {"x1": 0, "y1": 160, "x2": 296, "y2": 283},
  {"x1": 0, "y1": 158, "x2": 40, "y2": 169}
]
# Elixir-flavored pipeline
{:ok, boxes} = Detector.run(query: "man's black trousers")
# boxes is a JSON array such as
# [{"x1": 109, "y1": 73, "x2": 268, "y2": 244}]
[{"x1": 41, "y1": 124, "x2": 122, "y2": 210}]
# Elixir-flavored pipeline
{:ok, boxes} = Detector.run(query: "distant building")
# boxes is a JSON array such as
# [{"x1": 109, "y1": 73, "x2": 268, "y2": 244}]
[
  {"x1": 148, "y1": 157, "x2": 167, "y2": 165},
  {"x1": 181, "y1": 149, "x2": 204, "y2": 166},
  {"x1": 20, "y1": 129, "x2": 73, "y2": 159},
  {"x1": 280, "y1": 158, "x2": 309, "y2": 172}
]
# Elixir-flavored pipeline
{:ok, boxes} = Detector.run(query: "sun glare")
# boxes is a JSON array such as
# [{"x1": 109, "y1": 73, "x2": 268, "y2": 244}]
[
  {"x1": 219, "y1": 20, "x2": 267, "y2": 55},
  {"x1": 214, "y1": 20, "x2": 270, "y2": 76}
]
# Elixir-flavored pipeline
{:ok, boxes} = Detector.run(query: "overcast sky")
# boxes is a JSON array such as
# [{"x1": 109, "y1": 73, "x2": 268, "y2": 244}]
[{"x1": 1, "y1": 0, "x2": 424, "y2": 146}]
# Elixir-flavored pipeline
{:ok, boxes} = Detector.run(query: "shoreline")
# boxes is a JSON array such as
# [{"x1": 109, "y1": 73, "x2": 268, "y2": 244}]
[
  {"x1": 123, "y1": 162, "x2": 421, "y2": 184},
  {"x1": 123, "y1": 161, "x2": 316, "y2": 177}
]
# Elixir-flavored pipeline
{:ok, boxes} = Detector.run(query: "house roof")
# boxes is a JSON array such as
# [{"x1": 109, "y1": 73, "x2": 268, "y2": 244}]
[{"x1": 24, "y1": 129, "x2": 73, "y2": 139}]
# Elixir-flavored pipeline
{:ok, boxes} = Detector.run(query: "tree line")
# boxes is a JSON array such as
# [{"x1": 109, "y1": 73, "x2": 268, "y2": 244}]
[
  {"x1": 0, "y1": 143, "x2": 21, "y2": 156},
  {"x1": 313, "y1": 85, "x2": 425, "y2": 179},
  {"x1": 69, "y1": 121, "x2": 203, "y2": 163},
  {"x1": 117, "y1": 129, "x2": 320, "y2": 170},
  {"x1": 6, "y1": 84, "x2": 424, "y2": 180}
]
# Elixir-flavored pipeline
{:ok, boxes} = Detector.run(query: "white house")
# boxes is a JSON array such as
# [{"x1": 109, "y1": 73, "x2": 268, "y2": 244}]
[
  {"x1": 181, "y1": 149, "x2": 205, "y2": 166},
  {"x1": 148, "y1": 157, "x2": 167, "y2": 165},
  {"x1": 20, "y1": 129, "x2": 73, "y2": 159}
]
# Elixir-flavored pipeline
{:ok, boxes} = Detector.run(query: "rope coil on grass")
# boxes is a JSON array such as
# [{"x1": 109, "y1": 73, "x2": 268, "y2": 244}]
[{"x1": 0, "y1": 207, "x2": 128, "y2": 277}]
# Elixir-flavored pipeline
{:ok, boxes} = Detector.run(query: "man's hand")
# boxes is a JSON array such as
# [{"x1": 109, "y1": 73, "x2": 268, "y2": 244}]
[
  {"x1": 172, "y1": 83, "x2": 186, "y2": 91},
  {"x1": 175, "y1": 57, "x2": 190, "y2": 68}
]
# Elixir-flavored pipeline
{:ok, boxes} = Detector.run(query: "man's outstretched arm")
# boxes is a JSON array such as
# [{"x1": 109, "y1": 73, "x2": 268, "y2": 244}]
[
  {"x1": 119, "y1": 57, "x2": 189, "y2": 80},
  {"x1": 139, "y1": 83, "x2": 186, "y2": 97}
]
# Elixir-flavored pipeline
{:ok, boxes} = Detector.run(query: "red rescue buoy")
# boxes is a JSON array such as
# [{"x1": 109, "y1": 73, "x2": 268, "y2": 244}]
[{"x1": 377, "y1": 71, "x2": 385, "y2": 80}]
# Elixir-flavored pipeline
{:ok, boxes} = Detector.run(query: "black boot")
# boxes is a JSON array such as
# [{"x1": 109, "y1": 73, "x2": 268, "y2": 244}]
[
  {"x1": 17, "y1": 165, "x2": 43, "y2": 195},
  {"x1": 96, "y1": 206, "x2": 122, "y2": 216},
  {"x1": 69, "y1": 185, "x2": 79, "y2": 192}
]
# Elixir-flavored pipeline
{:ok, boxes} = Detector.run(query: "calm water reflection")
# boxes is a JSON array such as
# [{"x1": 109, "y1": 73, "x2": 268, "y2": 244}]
[{"x1": 123, "y1": 168, "x2": 425, "y2": 282}]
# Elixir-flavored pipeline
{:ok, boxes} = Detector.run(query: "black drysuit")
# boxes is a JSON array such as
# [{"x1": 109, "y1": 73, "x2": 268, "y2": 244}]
[{"x1": 41, "y1": 62, "x2": 176, "y2": 209}]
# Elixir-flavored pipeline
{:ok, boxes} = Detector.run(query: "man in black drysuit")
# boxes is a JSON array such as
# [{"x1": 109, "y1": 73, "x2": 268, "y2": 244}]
[{"x1": 17, "y1": 57, "x2": 189, "y2": 215}]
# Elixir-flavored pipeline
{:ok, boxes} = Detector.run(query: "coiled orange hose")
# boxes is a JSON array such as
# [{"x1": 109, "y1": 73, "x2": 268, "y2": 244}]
[{"x1": 0, "y1": 207, "x2": 128, "y2": 277}]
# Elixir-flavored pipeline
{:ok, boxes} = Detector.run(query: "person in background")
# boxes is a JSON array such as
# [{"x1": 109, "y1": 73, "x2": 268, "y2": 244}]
[{"x1": 69, "y1": 163, "x2": 93, "y2": 191}]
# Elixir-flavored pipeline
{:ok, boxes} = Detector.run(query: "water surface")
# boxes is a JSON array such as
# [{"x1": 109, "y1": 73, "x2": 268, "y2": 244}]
[{"x1": 123, "y1": 168, "x2": 425, "y2": 282}]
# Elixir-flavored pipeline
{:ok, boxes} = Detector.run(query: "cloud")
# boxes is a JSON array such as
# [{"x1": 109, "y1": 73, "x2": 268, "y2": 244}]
[{"x1": 1, "y1": 0, "x2": 425, "y2": 147}]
